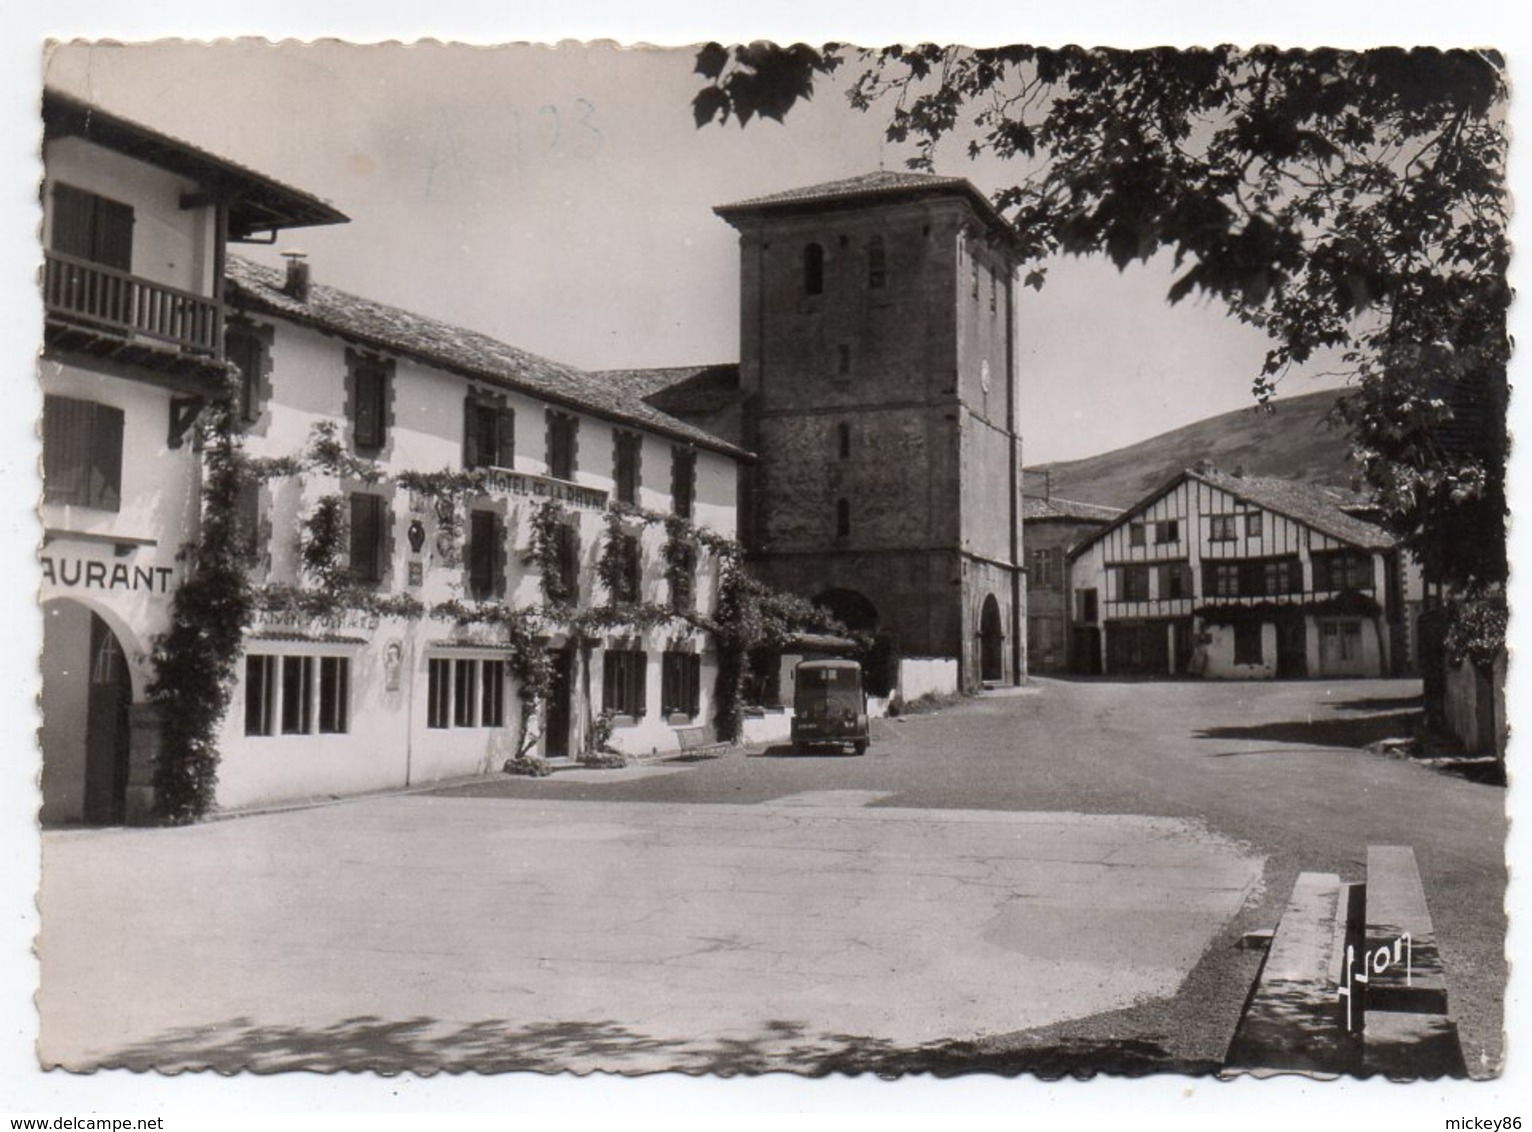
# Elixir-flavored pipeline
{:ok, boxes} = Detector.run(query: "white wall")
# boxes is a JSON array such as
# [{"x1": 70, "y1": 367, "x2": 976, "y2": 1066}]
[
  {"x1": 38, "y1": 359, "x2": 200, "y2": 695},
  {"x1": 44, "y1": 136, "x2": 216, "y2": 296},
  {"x1": 1202, "y1": 623, "x2": 1278, "y2": 680},
  {"x1": 215, "y1": 312, "x2": 742, "y2": 807},
  {"x1": 898, "y1": 657, "x2": 958, "y2": 701}
]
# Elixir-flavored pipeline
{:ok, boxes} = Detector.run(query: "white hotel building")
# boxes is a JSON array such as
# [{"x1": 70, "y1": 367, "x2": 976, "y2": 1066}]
[{"x1": 39, "y1": 90, "x2": 746, "y2": 823}]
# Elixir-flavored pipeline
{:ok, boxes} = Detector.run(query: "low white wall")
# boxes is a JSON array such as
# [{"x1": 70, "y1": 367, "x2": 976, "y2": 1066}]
[
  {"x1": 742, "y1": 710, "x2": 792, "y2": 746},
  {"x1": 1202, "y1": 623, "x2": 1278, "y2": 680},
  {"x1": 1444, "y1": 654, "x2": 1506, "y2": 756},
  {"x1": 897, "y1": 657, "x2": 958, "y2": 701}
]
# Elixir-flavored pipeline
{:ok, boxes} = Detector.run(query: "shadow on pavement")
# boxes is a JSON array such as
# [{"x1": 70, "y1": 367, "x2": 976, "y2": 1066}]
[
  {"x1": 1195, "y1": 710, "x2": 1421, "y2": 752},
  {"x1": 79, "y1": 1015, "x2": 1216, "y2": 1077},
  {"x1": 748, "y1": 744, "x2": 859, "y2": 760},
  {"x1": 1330, "y1": 694, "x2": 1425, "y2": 713}
]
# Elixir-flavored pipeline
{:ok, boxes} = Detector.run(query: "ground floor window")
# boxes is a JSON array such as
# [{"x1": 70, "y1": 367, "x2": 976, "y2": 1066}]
[
  {"x1": 661, "y1": 651, "x2": 701, "y2": 719},
  {"x1": 319, "y1": 656, "x2": 349, "y2": 734},
  {"x1": 1233, "y1": 622, "x2": 1263, "y2": 666},
  {"x1": 482, "y1": 659, "x2": 507, "y2": 727},
  {"x1": 245, "y1": 652, "x2": 351, "y2": 737},
  {"x1": 603, "y1": 649, "x2": 647, "y2": 719},
  {"x1": 429, "y1": 654, "x2": 508, "y2": 729},
  {"x1": 245, "y1": 655, "x2": 276, "y2": 736}
]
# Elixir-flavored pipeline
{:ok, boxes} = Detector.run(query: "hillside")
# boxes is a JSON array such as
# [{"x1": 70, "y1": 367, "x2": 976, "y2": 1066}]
[{"x1": 1026, "y1": 388, "x2": 1359, "y2": 510}]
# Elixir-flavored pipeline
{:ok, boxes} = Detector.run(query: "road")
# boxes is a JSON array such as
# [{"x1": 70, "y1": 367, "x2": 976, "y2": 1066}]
[
  {"x1": 437, "y1": 675, "x2": 1507, "y2": 1076},
  {"x1": 36, "y1": 676, "x2": 1505, "y2": 1077}
]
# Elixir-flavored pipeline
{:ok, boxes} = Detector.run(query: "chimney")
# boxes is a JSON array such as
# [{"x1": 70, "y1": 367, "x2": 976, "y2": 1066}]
[
  {"x1": 1233, "y1": 464, "x2": 1246, "y2": 478},
  {"x1": 281, "y1": 250, "x2": 311, "y2": 302}
]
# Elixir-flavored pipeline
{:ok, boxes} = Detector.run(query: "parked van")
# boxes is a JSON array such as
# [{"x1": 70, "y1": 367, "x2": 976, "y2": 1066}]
[{"x1": 790, "y1": 659, "x2": 870, "y2": 755}]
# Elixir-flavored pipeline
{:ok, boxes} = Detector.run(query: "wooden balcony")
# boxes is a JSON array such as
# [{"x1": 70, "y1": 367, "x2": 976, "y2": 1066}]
[{"x1": 44, "y1": 251, "x2": 221, "y2": 356}]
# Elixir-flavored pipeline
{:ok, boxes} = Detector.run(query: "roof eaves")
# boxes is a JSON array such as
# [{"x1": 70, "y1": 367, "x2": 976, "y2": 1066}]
[
  {"x1": 43, "y1": 88, "x2": 349, "y2": 235},
  {"x1": 226, "y1": 270, "x2": 754, "y2": 463},
  {"x1": 714, "y1": 175, "x2": 1022, "y2": 250}
]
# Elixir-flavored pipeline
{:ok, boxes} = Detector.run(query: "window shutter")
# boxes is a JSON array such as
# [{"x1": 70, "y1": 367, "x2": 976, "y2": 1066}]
[
  {"x1": 496, "y1": 408, "x2": 516, "y2": 469},
  {"x1": 354, "y1": 366, "x2": 384, "y2": 449},
  {"x1": 94, "y1": 196, "x2": 135, "y2": 272},
  {"x1": 351, "y1": 494, "x2": 386, "y2": 583},
  {"x1": 50, "y1": 184, "x2": 96, "y2": 261},
  {"x1": 89, "y1": 403, "x2": 125, "y2": 511},
  {"x1": 469, "y1": 510, "x2": 493, "y2": 597},
  {"x1": 493, "y1": 513, "x2": 506, "y2": 596},
  {"x1": 672, "y1": 449, "x2": 695, "y2": 518},
  {"x1": 228, "y1": 330, "x2": 264, "y2": 424},
  {"x1": 662, "y1": 654, "x2": 677, "y2": 716},
  {"x1": 463, "y1": 399, "x2": 480, "y2": 469},
  {"x1": 634, "y1": 653, "x2": 648, "y2": 718},
  {"x1": 42, "y1": 395, "x2": 88, "y2": 505},
  {"x1": 556, "y1": 524, "x2": 580, "y2": 605}
]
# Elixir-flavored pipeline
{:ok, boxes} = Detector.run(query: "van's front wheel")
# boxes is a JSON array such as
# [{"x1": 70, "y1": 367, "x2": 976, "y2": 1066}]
[{"x1": 853, "y1": 741, "x2": 868, "y2": 757}]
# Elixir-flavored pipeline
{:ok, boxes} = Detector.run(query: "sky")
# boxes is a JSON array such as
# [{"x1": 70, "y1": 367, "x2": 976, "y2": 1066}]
[{"x1": 42, "y1": 38, "x2": 1352, "y2": 465}]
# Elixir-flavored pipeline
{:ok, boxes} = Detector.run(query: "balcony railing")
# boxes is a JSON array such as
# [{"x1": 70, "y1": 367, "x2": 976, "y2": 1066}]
[
  {"x1": 1103, "y1": 587, "x2": 1378, "y2": 617},
  {"x1": 44, "y1": 251, "x2": 220, "y2": 355}
]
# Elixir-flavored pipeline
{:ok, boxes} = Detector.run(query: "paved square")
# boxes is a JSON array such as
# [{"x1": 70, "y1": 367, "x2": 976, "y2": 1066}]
[{"x1": 38, "y1": 791, "x2": 1261, "y2": 1072}]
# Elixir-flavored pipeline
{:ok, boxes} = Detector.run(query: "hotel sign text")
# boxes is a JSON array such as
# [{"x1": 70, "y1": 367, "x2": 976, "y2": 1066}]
[{"x1": 41, "y1": 555, "x2": 175, "y2": 595}]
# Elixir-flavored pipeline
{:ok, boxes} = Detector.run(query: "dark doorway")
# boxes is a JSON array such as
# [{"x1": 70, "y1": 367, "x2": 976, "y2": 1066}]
[
  {"x1": 1171, "y1": 618, "x2": 1195, "y2": 675},
  {"x1": 1106, "y1": 621, "x2": 1171, "y2": 675},
  {"x1": 544, "y1": 646, "x2": 574, "y2": 759},
  {"x1": 813, "y1": 588, "x2": 879, "y2": 634},
  {"x1": 980, "y1": 594, "x2": 1005, "y2": 683},
  {"x1": 1276, "y1": 617, "x2": 1308, "y2": 678},
  {"x1": 1072, "y1": 627, "x2": 1102, "y2": 675},
  {"x1": 83, "y1": 612, "x2": 131, "y2": 824}
]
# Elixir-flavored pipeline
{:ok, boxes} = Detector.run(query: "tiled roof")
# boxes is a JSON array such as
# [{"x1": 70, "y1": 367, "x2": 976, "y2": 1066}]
[
  {"x1": 1069, "y1": 465, "x2": 1396, "y2": 559},
  {"x1": 714, "y1": 170, "x2": 1020, "y2": 244},
  {"x1": 225, "y1": 257, "x2": 751, "y2": 460},
  {"x1": 716, "y1": 170, "x2": 974, "y2": 211},
  {"x1": 1191, "y1": 466, "x2": 1394, "y2": 549},
  {"x1": 596, "y1": 364, "x2": 742, "y2": 415},
  {"x1": 1022, "y1": 496, "x2": 1122, "y2": 522}
]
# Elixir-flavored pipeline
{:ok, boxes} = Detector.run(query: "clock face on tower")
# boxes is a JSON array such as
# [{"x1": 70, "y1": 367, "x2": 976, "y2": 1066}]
[{"x1": 980, "y1": 359, "x2": 991, "y2": 395}]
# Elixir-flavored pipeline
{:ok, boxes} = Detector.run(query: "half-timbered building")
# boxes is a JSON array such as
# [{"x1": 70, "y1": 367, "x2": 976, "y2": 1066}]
[{"x1": 1068, "y1": 465, "x2": 1417, "y2": 679}]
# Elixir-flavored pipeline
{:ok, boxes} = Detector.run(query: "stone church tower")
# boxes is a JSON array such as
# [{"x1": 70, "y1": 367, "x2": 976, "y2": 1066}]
[{"x1": 713, "y1": 171, "x2": 1027, "y2": 690}]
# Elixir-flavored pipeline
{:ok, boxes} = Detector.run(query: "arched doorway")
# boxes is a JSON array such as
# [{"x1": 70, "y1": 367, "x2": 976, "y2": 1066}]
[
  {"x1": 41, "y1": 602, "x2": 133, "y2": 825},
  {"x1": 812, "y1": 588, "x2": 879, "y2": 634},
  {"x1": 979, "y1": 595, "x2": 1005, "y2": 684}
]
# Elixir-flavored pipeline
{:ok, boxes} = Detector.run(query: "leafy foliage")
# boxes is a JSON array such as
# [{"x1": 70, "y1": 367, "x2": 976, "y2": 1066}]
[
  {"x1": 529, "y1": 499, "x2": 573, "y2": 608},
  {"x1": 147, "y1": 383, "x2": 251, "y2": 823},
  {"x1": 300, "y1": 494, "x2": 349, "y2": 589},
  {"x1": 695, "y1": 44, "x2": 1510, "y2": 657},
  {"x1": 432, "y1": 599, "x2": 553, "y2": 758},
  {"x1": 706, "y1": 553, "x2": 855, "y2": 741}
]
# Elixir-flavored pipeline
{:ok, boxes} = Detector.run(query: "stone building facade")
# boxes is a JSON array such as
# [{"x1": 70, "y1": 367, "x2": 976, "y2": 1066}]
[
  {"x1": 1021, "y1": 494, "x2": 1121, "y2": 673},
  {"x1": 613, "y1": 171, "x2": 1030, "y2": 692}
]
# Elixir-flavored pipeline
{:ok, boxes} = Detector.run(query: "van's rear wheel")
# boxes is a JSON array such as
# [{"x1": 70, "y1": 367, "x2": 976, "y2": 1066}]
[{"x1": 853, "y1": 741, "x2": 868, "y2": 756}]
